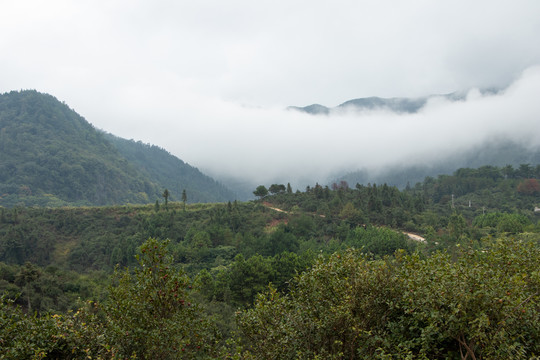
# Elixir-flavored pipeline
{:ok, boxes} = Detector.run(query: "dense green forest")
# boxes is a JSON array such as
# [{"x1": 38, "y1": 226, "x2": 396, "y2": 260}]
[
  {"x1": 1, "y1": 164, "x2": 540, "y2": 358},
  {"x1": 0, "y1": 90, "x2": 235, "y2": 207}
]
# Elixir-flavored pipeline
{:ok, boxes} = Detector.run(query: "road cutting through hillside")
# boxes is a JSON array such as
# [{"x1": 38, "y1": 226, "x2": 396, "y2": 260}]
[
  {"x1": 262, "y1": 202, "x2": 426, "y2": 242},
  {"x1": 263, "y1": 202, "x2": 287, "y2": 213},
  {"x1": 403, "y1": 232, "x2": 426, "y2": 242}
]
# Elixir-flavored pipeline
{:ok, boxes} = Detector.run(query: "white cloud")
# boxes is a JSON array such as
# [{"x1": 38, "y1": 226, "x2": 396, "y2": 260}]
[
  {"x1": 88, "y1": 66, "x2": 540, "y2": 188},
  {"x1": 1, "y1": 1, "x2": 540, "y2": 188}
]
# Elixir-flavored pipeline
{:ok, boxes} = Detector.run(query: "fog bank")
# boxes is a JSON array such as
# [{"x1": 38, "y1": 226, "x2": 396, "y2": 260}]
[{"x1": 119, "y1": 66, "x2": 540, "y2": 191}]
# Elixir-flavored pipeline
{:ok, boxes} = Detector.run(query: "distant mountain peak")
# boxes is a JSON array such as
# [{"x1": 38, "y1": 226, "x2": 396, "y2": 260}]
[
  {"x1": 288, "y1": 92, "x2": 478, "y2": 115},
  {"x1": 287, "y1": 104, "x2": 330, "y2": 115},
  {"x1": 338, "y1": 96, "x2": 428, "y2": 113}
]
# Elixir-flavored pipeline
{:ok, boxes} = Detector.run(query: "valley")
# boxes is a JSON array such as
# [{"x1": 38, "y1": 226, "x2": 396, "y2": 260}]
[
  {"x1": 1, "y1": 90, "x2": 539, "y2": 358},
  {"x1": 1, "y1": 165, "x2": 539, "y2": 358}
]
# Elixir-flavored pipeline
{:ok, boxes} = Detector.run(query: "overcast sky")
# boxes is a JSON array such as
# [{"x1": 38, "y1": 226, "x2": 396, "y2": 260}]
[{"x1": 1, "y1": 1, "x2": 540, "y2": 187}]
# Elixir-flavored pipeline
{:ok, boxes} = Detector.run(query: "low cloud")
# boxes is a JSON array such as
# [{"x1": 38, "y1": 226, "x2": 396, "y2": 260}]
[
  {"x1": 100, "y1": 66, "x2": 540, "y2": 190},
  {"x1": 2, "y1": 2, "x2": 540, "y2": 193}
]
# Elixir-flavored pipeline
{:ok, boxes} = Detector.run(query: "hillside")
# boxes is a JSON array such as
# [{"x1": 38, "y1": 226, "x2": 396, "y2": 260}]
[
  {"x1": 1, "y1": 163, "x2": 538, "y2": 275},
  {"x1": 1, "y1": 164, "x2": 539, "y2": 357},
  {"x1": 335, "y1": 139, "x2": 540, "y2": 189},
  {"x1": 104, "y1": 134, "x2": 236, "y2": 203},
  {"x1": 0, "y1": 90, "x2": 235, "y2": 207},
  {"x1": 287, "y1": 91, "x2": 491, "y2": 115}
]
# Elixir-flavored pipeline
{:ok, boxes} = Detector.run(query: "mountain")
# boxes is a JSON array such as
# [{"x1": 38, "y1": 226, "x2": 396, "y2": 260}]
[
  {"x1": 104, "y1": 134, "x2": 235, "y2": 203},
  {"x1": 0, "y1": 90, "x2": 235, "y2": 207},
  {"x1": 334, "y1": 139, "x2": 540, "y2": 189},
  {"x1": 287, "y1": 103, "x2": 330, "y2": 115},
  {"x1": 288, "y1": 92, "x2": 482, "y2": 115},
  {"x1": 338, "y1": 96, "x2": 429, "y2": 113}
]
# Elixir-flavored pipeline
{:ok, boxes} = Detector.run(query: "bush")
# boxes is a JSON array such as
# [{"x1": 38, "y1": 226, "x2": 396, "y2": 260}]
[{"x1": 236, "y1": 237, "x2": 540, "y2": 359}]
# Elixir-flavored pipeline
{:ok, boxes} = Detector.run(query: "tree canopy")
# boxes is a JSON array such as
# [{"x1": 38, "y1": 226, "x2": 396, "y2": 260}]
[{"x1": 0, "y1": 90, "x2": 235, "y2": 207}]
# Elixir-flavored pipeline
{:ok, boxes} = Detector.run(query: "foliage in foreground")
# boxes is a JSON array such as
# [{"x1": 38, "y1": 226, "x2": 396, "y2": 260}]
[
  {"x1": 236, "y1": 236, "x2": 540, "y2": 359},
  {"x1": 0, "y1": 238, "x2": 219, "y2": 359},
  {"x1": 101, "y1": 238, "x2": 219, "y2": 359},
  {"x1": 1, "y1": 236, "x2": 540, "y2": 359}
]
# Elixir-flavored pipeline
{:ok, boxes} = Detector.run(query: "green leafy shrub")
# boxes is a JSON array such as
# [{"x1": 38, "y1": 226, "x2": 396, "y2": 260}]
[
  {"x1": 236, "y1": 237, "x2": 540, "y2": 359},
  {"x1": 99, "y1": 238, "x2": 220, "y2": 359}
]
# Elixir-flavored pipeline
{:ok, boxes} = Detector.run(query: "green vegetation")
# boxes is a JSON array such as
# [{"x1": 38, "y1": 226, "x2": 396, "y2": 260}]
[
  {"x1": 237, "y1": 238, "x2": 540, "y2": 359},
  {"x1": 104, "y1": 133, "x2": 235, "y2": 203},
  {"x1": 1, "y1": 239, "x2": 219, "y2": 359},
  {"x1": 1, "y1": 163, "x2": 540, "y2": 358},
  {"x1": 338, "y1": 140, "x2": 540, "y2": 190},
  {"x1": 0, "y1": 90, "x2": 234, "y2": 207}
]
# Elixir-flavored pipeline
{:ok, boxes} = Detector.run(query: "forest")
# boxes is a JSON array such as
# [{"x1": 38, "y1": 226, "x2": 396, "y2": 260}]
[
  {"x1": 1, "y1": 164, "x2": 540, "y2": 359},
  {"x1": 0, "y1": 90, "x2": 235, "y2": 207}
]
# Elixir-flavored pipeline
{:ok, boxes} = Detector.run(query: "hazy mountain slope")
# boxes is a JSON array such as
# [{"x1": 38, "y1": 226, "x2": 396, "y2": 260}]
[
  {"x1": 335, "y1": 139, "x2": 540, "y2": 188},
  {"x1": 338, "y1": 96, "x2": 428, "y2": 113},
  {"x1": 105, "y1": 134, "x2": 236, "y2": 203},
  {"x1": 288, "y1": 92, "x2": 474, "y2": 115},
  {"x1": 0, "y1": 90, "x2": 234, "y2": 207},
  {"x1": 287, "y1": 103, "x2": 330, "y2": 115}
]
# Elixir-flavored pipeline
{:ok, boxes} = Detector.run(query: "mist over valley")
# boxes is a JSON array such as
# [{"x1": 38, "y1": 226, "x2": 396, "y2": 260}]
[
  {"x1": 196, "y1": 68, "x2": 540, "y2": 198},
  {"x1": 2, "y1": 2, "x2": 540, "y2": 357},
  {"x1": 2, "y1": 68, "x2": 539, "y2": 204}
]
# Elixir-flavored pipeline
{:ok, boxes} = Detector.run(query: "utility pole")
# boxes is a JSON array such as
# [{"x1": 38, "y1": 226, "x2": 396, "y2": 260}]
[{"x1": 451, "y1": 194, "x2": 455, "y2": 209}]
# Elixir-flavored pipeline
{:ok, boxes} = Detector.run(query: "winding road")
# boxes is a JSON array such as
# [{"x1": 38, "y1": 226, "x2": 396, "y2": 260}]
[{"x1": 262, "y1": 202, "x2": 426, "y2": 242}]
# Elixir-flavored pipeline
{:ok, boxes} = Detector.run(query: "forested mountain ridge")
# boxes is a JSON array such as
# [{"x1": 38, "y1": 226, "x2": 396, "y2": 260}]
[
  {"x1": 0, "y1": 90, "x2": 235, "y2": 207},
  {"x1": 104, "y1": 134, "x2": 236, "y2": 203}
]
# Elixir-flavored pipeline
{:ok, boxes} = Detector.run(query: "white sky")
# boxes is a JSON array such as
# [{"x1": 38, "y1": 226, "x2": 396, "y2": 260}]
[{"x1": 1, "y1": 1, "x2": 540, "y2": 186}]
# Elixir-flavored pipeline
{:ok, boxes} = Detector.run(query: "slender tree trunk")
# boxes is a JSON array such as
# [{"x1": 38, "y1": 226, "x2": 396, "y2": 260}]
[
  {"x1": 26, "y1": 285, "x2": 31, "y2": 313},
  {"x1": 456, "y1": 335, "x2": 476, "y2": 360}
]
